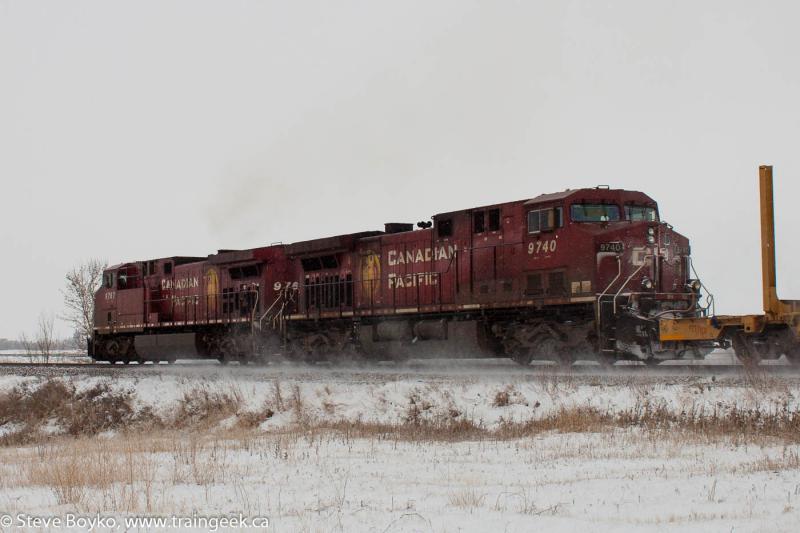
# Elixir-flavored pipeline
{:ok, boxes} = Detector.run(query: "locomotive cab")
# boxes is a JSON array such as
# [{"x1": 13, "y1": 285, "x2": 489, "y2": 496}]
[
  {"x1": 94, "y1": 263, "x2": 144, "y2": 332},
  {"x1": 518, "y1": 187, "x2": 702, "y2": 363}
]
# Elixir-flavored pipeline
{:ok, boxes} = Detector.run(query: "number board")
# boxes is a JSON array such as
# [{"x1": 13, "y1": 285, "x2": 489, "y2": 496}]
[{"x1": 598, "y1": 242, "x2": 624, "y2": 253}]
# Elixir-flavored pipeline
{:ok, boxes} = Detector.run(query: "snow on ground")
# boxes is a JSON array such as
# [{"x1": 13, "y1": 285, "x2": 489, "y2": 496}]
[
  {"x1": 0, "y1": 426, "x2": 798, "y2": 532},
  {"x1": 0, "y1": 350, "x2": 90, "y2": 364},
  {"x1": 0, "y1": 368, "x2": 798, "y2": 531},
  {"x1": 76, "y1": 369, "x2": 800, "y2": 430}
]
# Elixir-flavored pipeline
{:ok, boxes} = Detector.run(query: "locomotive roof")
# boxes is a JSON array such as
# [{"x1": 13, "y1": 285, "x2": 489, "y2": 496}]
[
  {"x1": 524, "y1": 187, "x2": 655, "y2": 206},
  {"x1": 525, "y1": 189, "x2": 577, "y2": 204},
  {"x1": 433, "y1": 187, "x2": 654, "y2": 219},
  {"x1": 105, "y1": 255, "x2": 205, "y2": 271},
  {"x1": 286, "y1": 231, "x2": 384, "y2": 257}
]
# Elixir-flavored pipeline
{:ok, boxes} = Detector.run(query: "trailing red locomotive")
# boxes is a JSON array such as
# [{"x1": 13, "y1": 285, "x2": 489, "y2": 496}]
[{"x1": 91, "y1": 186, "x2": 708, "y2": 365}]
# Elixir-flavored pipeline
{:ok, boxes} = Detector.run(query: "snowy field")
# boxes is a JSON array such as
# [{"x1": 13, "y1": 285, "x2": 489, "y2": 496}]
[
  {"x1": 0, "y1": 350, "x2": 90, "y2": 364},
  {"x1": 0, "y1": 366, "x2": 798, "y2": 531}
]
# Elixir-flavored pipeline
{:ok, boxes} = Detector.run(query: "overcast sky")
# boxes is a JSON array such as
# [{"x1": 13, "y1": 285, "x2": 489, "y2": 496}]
[{"x1": 2, "y1": 1, "x2": 800, "y2": 339}]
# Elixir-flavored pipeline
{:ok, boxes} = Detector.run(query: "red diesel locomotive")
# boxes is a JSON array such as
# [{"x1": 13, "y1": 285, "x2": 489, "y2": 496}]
[{"x1": 90, "y1": 186, "x2": 706, "y2": 365}]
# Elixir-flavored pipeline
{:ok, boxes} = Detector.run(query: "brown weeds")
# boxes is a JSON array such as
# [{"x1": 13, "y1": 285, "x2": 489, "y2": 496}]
[
  {"x1": 0, "y1": 380, "x2": 151, "y2": 445},
  {"x1": 1, "y1": 378, "x2": 799, "y2": 447}
]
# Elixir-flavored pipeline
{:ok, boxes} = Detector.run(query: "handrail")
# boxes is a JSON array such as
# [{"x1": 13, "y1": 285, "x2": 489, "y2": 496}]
[
  {"x1": 689, "y1": 258, "x2": 715, "y2": 316},
  {"x1": 613, "y1": 255, "x2": 653, "y2": 314},
  {"x1": 596, "y1": 255, "x2": 622, "y2": 324},
  {"x1": 257, "y1": 292, "x2": 284, "y2": 331}
]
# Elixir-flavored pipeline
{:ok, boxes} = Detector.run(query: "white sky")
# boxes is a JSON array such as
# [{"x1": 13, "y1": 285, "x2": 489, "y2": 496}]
[{"x1": 2, "y1": 1, "x2": 800, "y2": 339}]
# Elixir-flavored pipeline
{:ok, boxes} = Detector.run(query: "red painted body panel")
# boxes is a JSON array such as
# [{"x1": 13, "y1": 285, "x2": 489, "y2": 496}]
[{"x1": 93, "y1": 186, "x2": 696, "y2": 362}]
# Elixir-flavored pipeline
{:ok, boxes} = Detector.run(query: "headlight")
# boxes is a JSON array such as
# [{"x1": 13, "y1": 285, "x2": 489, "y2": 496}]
[
  {"x1": 647, "y1": 227, "x2": 656, "y2": 236},
  {"x1": 647, "y1": 235, "x2": 656, "y2": 244},
  {"x1": 686, "y1": 280, "x2": 702, "y2": 292},
  {"x1": 641, "y1": 278, "x2": 654, "y2": 290}
]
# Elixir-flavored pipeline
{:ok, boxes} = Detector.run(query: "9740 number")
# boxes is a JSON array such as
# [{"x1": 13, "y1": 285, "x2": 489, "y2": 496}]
[{"x1": 528, "y1": 239, "x2": 557, "y2": 255}]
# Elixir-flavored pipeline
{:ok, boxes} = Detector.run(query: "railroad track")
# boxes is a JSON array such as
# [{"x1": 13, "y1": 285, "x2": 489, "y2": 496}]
[{"x1": 0, "y1": 359, "x2": 798, "y2": 375}]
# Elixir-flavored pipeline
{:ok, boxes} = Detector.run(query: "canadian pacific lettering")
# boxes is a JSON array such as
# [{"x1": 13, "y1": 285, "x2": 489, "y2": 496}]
[
  {"x1": 387, "y1": 245, "x2": 457, "y2": 266},
  {"x1": 388, "y1": 272, "x2": 438, "y2": 289},
  {"x1": 161, "y1": 277, "x2": 200, "y2": 290},
  {"x1": 385, "y1": 245, "x2": 457, "y2": 289}
]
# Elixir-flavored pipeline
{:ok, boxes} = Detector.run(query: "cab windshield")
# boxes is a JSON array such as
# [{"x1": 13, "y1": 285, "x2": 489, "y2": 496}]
[
  {"x1": 570, "y1": 204, "x2": 621, "y2": 222},
  {"x1": 625, "y1": 205, "x2": 658, "y2": 222}
]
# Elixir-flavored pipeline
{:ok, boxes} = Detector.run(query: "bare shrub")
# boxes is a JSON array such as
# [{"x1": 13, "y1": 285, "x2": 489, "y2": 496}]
[
  {"x1": 17, "y1": 332, "x2": 36, "y2": 360},
  {"x1": 493, "y1": 389, "x2": 511, "y2": 407},
  {"x1": 35, "y1": 312, "x2": 56, "y2": 363},
  {"x1": 174, "y1": 387, "x2": 241, "y2": 428},
  {"x1": 238, "y1": 401, "x2": 275, "y2": 429},
  {"x1": 62, "y1": 258, "x2": 106, "y2": 344},
  {"x1": 492, "y1": 385, "x2": 527, "y2": 408},
  {"x1": 16, "y1": 313, "x2": 57, "y2": 363},
  {"x1": 405, "y1": 389, "x2": 433, "y2": 424},
  {"x1": 0, "y1": 380, "x2": 147, "y2": 445},
  {"x1": 61, "y1": 383, "x2": 140, "y2": 436}
]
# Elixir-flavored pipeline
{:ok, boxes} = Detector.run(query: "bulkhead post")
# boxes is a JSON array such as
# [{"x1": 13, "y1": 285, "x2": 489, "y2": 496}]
[{"x1": 759, "y1": 165, "x2": 780, "y2": 317}]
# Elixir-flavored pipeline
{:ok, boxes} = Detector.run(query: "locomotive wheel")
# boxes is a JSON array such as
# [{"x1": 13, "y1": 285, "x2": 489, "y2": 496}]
[
  {"x1": 510, "y1": 348, "x2": 533, "y2": 366},
  {"x1": 596, "y1": 353, "x2": 616, "y2": 367},
  {"x1": 732, "y1": 332, "x2": 761, "y2": 368},
  {"x1": 505, "y1": 338, "x2": 532, "y2": 365},
  {"x1": 104, "y1": 339, "x2": 124, "y2": 363},
  {"x1": 536, "y1": 334, "x2": 572, "y2": 368},
  {"x1": 121, "y1": 339, "x2": 142, "y2": 365},
  {"x1": 218, "y1": 338, "x2": 239, "y2": 365},
  {"x1": 217, "y1": 353, "x2": 235, "y2": 365},
  {"x1": 304, "y1": 334, "x2": 332, "y2": 363}
]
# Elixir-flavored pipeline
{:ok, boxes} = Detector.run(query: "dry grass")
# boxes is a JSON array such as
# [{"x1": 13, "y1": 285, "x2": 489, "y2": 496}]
[
  {"x1": 447, "y1": 488, "x2": 486, "y2": 508},
  {"x1": 0, "y1": 380, "x2": 282, "y2": 445},
  {"x1": 492, "y1": 385, "x2": 528, "y2": 408},
  {"x1": 0, "y1": 414, "x2": 797, "y2": 527},
  {"x1": 2, "y1": 376, "x2": 798, "y2": 531},
  {"x1": 295, "y1": 398, "x2": 800, "y2": 446},
  {"x1": 0, "y1": 380, "x2": 152, "y2": 445},
  {"x1": 1, "y1": 378, "x2": 799, "y2": 449},
  {"x1": 23, "y1": 438, "x2": 161, "y2": 512},
  {"x1": 174, "y1": 386, "x2": 242, "y2": 428}
]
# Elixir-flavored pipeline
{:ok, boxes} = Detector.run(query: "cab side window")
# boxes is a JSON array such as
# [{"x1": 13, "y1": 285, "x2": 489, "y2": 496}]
[
  {"x1": 437, "y1": 218, "x2": 453, "y2": 238},
  {"x1": 473, "y1": 212, "x2": 485, "y2": 233},
  {"x1": 527, "y1": 207, "x2": 563, "y2": 233},
  {"x1": 473, "y1": 209, "x2": 501, "y2": 233},
  {"x1": 488, "y1": 208, "x2": 501, "y2": 231}
]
